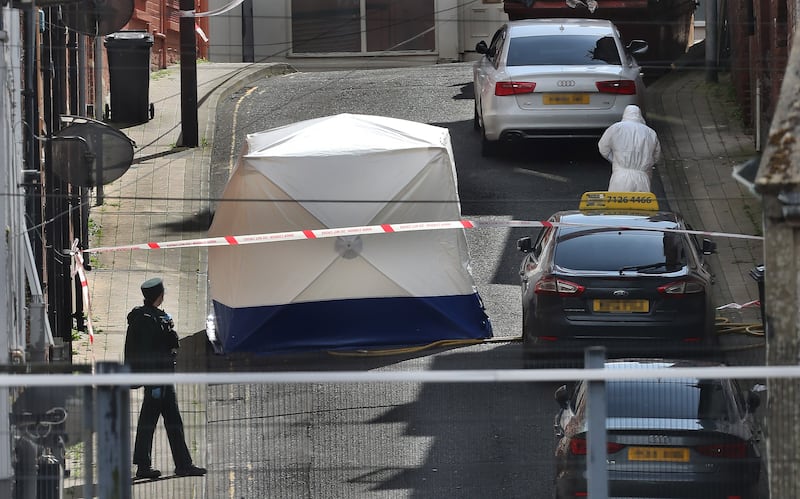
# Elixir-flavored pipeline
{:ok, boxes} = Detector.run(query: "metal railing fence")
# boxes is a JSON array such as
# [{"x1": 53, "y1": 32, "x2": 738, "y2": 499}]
[{"x1": 2, "y1": 359, "x2": 795, "y2": 498}]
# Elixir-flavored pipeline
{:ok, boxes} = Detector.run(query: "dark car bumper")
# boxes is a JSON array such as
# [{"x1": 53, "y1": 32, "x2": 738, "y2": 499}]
[
  {"x1": 557, "y1": 469, "x2": 760, "y2": 499},
  {"x1": 525, "y1": 311, "x2": 715, "y2": 355}
]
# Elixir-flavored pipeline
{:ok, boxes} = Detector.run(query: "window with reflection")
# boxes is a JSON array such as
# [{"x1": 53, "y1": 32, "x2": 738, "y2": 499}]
[{"x1": 291, "y1": 0, "x2": 435, "y2": 54}]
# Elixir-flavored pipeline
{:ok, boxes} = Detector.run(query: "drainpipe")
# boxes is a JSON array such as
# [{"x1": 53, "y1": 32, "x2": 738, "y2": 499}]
[
  {"x1": 93, "y1": 35, "x2": 103, "y2": 204},
  {"x1": 755, "y1": 80, "x2": 761, "y2": 151},
  {"x1": 705, "y1": 0, "x2": 718, "y2": 82},
  {"x1": 154, "y1": 32, "x2": 167, "y2": 69},
  {"x1": 158, "y1": 0, "x2": 167, "y2": 68},
  {"x1": 78, "y1": 33, "x2": 86, "y2": 115}
]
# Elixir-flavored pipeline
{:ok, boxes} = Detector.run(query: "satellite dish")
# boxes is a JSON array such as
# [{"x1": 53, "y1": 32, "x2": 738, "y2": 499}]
[
  {"x1": 61, "y1": 0, "x2": 135, "y2": 37},
  {"x1": 52, "y1": 115, "x2": 136, "y2": 188}
]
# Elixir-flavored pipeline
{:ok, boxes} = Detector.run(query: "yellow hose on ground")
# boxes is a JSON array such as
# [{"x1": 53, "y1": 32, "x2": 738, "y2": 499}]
[
  {"x1": 715, "y1": 316, "x2": 764, "y2": 336},
  {"x1": 328, "y1": 317, "x2": 766, "y2": 357}
]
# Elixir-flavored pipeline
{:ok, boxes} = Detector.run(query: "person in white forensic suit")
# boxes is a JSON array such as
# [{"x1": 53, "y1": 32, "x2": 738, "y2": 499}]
[{"x1": 598, "y1": 105, "x2": 662, "y2": 192}]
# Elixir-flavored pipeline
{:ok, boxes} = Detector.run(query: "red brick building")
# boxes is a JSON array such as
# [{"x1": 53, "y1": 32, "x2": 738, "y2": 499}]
[
  {"x1": 726, "y1": 0, "x2": 797, "y2": 146},
  {"x1": 122, "y1": 0, "x2": 210, "y2": 69}
]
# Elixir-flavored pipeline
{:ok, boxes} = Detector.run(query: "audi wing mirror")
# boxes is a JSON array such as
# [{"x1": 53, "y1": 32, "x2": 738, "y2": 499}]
[
  {"x1": 626, "y1": 39, "x2": 648, "y2": 55},
  {"x1": 517, "y1": 237, "x2": 532, "y2": 253},
  {"x1": 702, "y1": 238, "x2": 717, "y2": 255},
  {"x1": 555, "y1": 384, "x2": 569, "y2": 409}
]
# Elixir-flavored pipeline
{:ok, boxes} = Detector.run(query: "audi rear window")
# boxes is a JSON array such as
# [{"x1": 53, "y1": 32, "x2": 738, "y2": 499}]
[
  {"x1": 554, "y1": 229, "x2": 688, "y2": 271},
  {"x1": 606, "y1": 379, "x2": 732, "y2": 420},
  {"x1": 507, "y1": 34, "x2": 621, "y2": 66}
]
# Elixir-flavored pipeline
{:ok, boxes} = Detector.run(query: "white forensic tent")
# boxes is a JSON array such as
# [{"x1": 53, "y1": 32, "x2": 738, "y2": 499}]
[{"x1": 208, "y1": 113, "x2": 491, "y2": 354}]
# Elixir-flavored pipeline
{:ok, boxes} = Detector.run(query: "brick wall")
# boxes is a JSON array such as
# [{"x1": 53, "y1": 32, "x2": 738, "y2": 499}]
[
  {"x1": 726, "y1": 0, "x2": 793, "y2": 148},
  {"x1": 125, "y1": 0, "x2": 209, "y2": 69},
  {"x1": 728, "y1": 1, "x2": 753, "y2": 124}
]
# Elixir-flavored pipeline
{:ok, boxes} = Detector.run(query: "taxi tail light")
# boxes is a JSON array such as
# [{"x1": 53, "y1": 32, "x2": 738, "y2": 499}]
[
  {"x1": 495, "y1": 81, "x2": 536, "y2": 96},
  {"x1": 568, "y1": 438, "x2": 625, "y2": 456},
  {"x1": 535, "y1": 277, "x2": 585, "y2": 296},
  {"x1": 596, "y1": 80, "x2": 637, "y2": 95},
  {"x1": 695, "y1": 442, "x2": 747, "y2": 459},
  {"x1": 657, "y1": 278, "x2": 705, "y2": 296}
]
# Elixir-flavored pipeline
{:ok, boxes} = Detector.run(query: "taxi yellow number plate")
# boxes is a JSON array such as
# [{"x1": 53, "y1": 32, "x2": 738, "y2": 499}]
[
  {"x1": 543, "y1": 93, "x2": 589, "y2": 105},
  {"x1": 628, "y1": 446, "x2": 690, "y2": 462},
  {"x1": 593, "y1": 299, "x2": 649, "y2": 313}
]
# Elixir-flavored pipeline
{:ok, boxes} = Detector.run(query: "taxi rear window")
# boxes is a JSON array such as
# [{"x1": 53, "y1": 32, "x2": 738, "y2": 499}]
[{"x1": 554, "y1": 229, "x2": 687, "y2": 272}]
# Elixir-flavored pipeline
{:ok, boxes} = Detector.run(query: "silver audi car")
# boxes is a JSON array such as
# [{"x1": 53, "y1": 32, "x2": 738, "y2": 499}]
[{"x1": 473, "y1": 18, "x2": 648, "y2": 156}]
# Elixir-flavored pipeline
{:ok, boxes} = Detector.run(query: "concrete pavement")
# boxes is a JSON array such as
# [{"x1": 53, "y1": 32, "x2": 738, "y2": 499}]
[
  {"x1": 65, "y1": 57, "x2": 765, "y2": 497},
  {"x1": 67, "y1": 62, "x2": 293, "y2": 498},
  {"x1": 647, "y1": 67, "x2": 764, "y2": 328}
]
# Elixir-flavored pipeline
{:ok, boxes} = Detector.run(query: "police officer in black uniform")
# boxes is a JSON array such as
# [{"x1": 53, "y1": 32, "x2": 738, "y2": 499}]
[{"x1": 124, "y1": 277, "x2": 207, "y2": 479}]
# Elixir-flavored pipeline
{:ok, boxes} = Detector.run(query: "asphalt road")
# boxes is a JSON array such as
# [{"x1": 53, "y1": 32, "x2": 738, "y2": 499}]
[
  {"x1": 210, "y1": 62, "x2": 668, "y2": 341},
  {"x1": 205, "y1": 63, "x2": 760, "y2": 499}
]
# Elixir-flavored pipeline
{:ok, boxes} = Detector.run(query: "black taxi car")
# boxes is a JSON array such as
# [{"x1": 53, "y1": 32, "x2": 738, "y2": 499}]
[{"x1": 516, "y1": 192, "x2": 717, "y2": 361}]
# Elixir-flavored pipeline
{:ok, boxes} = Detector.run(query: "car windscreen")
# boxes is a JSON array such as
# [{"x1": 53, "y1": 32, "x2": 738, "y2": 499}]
[
  {"x1": 554, "y1": 228, "x2": 687, "y2": 272},
  {"x1": 606, "y1": 379, "x2": 732, "y2": 420},
  {"x1": 507, "y1": 34, "x2": 621, "y2": 66}
]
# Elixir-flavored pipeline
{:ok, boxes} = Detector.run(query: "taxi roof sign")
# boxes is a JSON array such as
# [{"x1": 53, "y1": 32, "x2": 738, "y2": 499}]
[{"x1": 579, "y1": 191, "x2": 660, "y2": 211}]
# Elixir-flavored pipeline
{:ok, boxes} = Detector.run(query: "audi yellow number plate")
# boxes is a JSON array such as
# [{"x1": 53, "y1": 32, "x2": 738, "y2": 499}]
[
  {"x1": 543, "y1": 93, "x2": 589, "y2": 105},
  {"x1": 593, "y1": 299, "x2": 649, "y2": 313},
  {"x1": 628, "y1": 446, "x2": 690, "y2": 462}
]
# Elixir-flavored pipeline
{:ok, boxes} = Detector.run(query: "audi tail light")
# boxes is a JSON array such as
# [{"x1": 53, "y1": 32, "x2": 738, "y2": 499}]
[
  {"x1": 569, "y1": 438, "x2": 587, "y2": 455},
  {"x1": 596, "y1": 80, "x2": 637, "y2": 95},
  {"x1": 569, "y1": 437, "x2": 625, "y2": 455},
  {"x1": 534, "y1": 277, "x2": 585, "y2": 296},
  {"x1": 495, "y1": 81, "x2": 536, "y2": 96},
  {"x1": 606, "y1": 442, "x2": 625, "y2": 454},
  {"x1": 657, "y1": 279, "x2": 705, "y2": 296}
]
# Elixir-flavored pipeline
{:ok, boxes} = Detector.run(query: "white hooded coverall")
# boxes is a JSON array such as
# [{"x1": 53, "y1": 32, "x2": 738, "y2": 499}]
[{"x1": 598, "y1": 105, "x2": 662, "y2": 192}]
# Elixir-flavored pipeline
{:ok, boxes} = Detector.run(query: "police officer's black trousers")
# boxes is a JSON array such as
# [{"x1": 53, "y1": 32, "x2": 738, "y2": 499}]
[{"x1": 133, "y1": 385, "x2": 192, "y2": 470}]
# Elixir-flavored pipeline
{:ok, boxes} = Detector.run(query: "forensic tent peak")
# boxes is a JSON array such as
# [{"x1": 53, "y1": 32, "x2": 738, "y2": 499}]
[{"x1": 244, "y1": 113, "x2": 450, "y2": 157}]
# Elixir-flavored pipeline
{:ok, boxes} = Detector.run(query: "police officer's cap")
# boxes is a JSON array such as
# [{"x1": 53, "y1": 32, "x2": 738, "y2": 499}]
[{"x1": 141, "y1": 277, "x2": 164, "y2": 302}]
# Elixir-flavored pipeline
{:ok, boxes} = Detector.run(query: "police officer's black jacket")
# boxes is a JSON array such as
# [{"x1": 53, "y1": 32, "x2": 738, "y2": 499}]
[{"x1": 124, "y1": 305, "x2": 180, "y2": 373}]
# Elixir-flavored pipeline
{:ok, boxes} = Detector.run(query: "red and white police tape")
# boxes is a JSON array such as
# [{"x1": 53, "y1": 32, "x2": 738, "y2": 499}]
[
  {"x1": 717, "y1": 300, "x2": 761, "y2": 311},
  {"x1": 69, "y1": 218, "x2": 764, "y2": 348},
  {"x1": 78, "y1": 218, "x2": 763, "y2": 254},
  {"x1": 70, "y1": 240, "x2": 95, "y2": 345}
]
